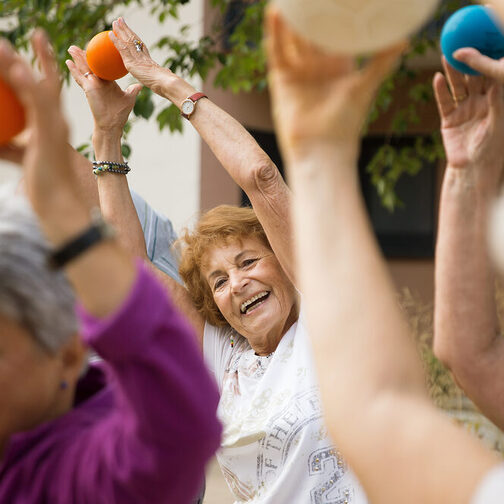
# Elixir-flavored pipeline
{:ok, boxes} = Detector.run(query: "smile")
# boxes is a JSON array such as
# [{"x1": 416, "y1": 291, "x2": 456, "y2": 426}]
[{"x1": 240, "y1": 291, "x2": 270, "y2": 314}]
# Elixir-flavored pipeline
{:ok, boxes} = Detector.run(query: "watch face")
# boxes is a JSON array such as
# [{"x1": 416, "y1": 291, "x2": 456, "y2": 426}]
[{"x1": 182, "y1": 100, "x2": 194, "y2": 115}]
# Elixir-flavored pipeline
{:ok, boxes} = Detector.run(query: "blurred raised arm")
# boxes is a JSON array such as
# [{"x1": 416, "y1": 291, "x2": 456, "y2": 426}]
[
  {"x1": 0, "y1": 32, "x2": 135, "y2": 318},
  {"x1": 433, "y1": 58, "x2": 504, "y2": 428},
  {"x1": 266, "y1": 8, "x2": 499, "y2": 504}
]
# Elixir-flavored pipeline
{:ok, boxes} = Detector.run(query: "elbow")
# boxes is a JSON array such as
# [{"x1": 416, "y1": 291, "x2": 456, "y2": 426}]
[{"x1": 248, "y1": 159, "x2": 282, "y2": 195}]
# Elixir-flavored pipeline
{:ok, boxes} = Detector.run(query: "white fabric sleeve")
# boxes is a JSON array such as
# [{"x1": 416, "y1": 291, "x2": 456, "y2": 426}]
[
  {"x1": 203, "y1": 322, "x2": 236, "y2": 393},
  {"x1": 471, "y1": 464, "x2": 504, "y2": 504},
  {"x1": 131, "y1": 190, "x2": 181, "y2": 283}
]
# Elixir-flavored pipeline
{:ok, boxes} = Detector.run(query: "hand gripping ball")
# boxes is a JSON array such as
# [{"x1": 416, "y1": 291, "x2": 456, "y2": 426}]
[
  {"x1": 86, "y1": 31, "x2": 128, "y2": 81},
  {"x1": 441, "y1": 5, "x2": 504, "y2": 75}
]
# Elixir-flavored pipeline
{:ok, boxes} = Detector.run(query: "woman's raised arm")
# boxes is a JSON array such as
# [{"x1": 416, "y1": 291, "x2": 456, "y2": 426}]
[
  {"x1": 110, "y1": 18, "x2": 296, "y2": 284},
  {"x1": 66, "y1": 44, "x2": 205, "y2": 345}
]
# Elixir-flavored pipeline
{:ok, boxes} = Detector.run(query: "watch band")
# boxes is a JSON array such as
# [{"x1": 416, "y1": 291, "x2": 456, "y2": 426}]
[
  {"x1": 181, "y1": 92, "x2": 208, "y2": 119},
  {"x1": 47, "y1": 208, "x2": 115, "y2": 270}
]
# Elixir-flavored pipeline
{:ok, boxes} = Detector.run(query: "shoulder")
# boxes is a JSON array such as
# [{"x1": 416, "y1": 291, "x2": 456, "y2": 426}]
[
  {"x1": 203, "y1": 322, "x2": 248, "y2": 388},
  {"x1": 130, "y1": 190, "x2": 181, "y2": 282}
]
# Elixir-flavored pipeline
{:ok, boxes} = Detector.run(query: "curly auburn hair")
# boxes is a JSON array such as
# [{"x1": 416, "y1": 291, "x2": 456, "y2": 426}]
[{"x1": 178, "y1": 205, "x2": 271, "y2": 327}]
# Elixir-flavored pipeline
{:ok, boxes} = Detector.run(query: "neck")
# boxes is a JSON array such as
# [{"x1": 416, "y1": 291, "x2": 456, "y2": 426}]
[{"x1": 250, "y1": 299, "x2": 300, "y2": 356}]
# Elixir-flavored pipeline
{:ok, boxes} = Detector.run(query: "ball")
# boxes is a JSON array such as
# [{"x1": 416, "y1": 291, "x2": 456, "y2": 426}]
[
  {"x1": 441, "y1": 6, "x2": 504, "y2": 75},
  {"x1": 273, "y1": 0, "x2": 440, "y2": 55},
  {"x1": 86, "y1": 31, "x2": 128, "y2": 81},
  {"x1": 0, "y1": 77, "x2": 26, "y2": 146}
]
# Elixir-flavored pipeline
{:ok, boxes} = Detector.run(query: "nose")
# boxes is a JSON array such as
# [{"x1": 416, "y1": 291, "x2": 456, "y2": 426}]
[{"x1": 229, "y1": 269, "x2": 249, "y2": 294}]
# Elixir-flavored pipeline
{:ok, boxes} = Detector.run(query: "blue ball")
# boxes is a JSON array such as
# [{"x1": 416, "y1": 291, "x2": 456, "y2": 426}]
[{"x1": 441, "y1": 5, "x2": 504, "y2": 75}]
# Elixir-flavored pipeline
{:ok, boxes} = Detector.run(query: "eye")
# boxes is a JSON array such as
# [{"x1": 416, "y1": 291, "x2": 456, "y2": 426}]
[
  {"x1": 241, "y1": 258, "x2": 258, "y2": 268},
  {"x1": 213, "y1": 277, "x2": 227, "y2": 291}
]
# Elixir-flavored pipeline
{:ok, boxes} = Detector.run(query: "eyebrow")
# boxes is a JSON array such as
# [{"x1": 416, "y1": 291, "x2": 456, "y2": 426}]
[{"x1": 207, "y1": 249, "x2": 257, "y2": 282}]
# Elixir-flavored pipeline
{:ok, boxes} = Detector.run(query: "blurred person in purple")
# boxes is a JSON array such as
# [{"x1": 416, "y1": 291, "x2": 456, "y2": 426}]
[{"x1": 0, "y1": 31, "x2": 221, "y2": 504}]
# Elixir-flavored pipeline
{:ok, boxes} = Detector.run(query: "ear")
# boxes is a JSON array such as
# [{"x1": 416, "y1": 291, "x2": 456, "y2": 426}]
[{"x1": 59, "y1": 333, "x2": 87, "y2": 384}]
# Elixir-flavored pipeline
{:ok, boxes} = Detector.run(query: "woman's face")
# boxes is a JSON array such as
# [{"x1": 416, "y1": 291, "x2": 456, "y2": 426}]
[
  {"x1": 0, "y1": 313, "x2": 76, "y2": 450},
  {"x1": 202, "y1": 236, "x2": 298, "y2": 352}
]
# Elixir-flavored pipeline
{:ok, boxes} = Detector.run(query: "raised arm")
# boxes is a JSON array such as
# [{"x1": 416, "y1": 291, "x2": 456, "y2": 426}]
[
  {"x1": 266, "y1": 9, "x2": 499, "y2": 504},
  {"x1": 109, "y1": 18, "x2": 295, "y2": 283},
  {"x1": 433, "y1": 58, "x2": 504, "y2": 428},
  {"x1": 66, "y1": 45, "x2": 205, "y2": 344},
  {"x1": 0, "y1": 32, "x2": 220, "y2": 503}
]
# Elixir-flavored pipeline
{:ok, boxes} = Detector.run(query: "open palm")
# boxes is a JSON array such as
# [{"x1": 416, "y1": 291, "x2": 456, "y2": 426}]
[
  {"x1": 434, "y1": 58, "x2": 504, "y2": 171},
  {"x1": 66, "y1": 45, "x2": 141, "y2": 133}
]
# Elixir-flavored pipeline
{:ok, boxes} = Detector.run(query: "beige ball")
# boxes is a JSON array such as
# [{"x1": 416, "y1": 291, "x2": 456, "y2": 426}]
[{"x1": 274, "y1": 0, "x2": 440, "y2": 54}]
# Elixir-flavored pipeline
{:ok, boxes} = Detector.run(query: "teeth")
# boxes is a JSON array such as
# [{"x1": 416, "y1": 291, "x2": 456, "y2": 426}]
[{"x1": 241, "y1": 291, "x2": 269, "y2": 314}]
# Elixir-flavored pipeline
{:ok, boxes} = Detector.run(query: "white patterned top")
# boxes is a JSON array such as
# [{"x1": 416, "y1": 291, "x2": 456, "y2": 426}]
[
  {"x1": 204, "y1": 309, "x2": 367, "y2": 504},
  {"x1": 471, "y1": 464, "x2": 504, "y2": 504}
]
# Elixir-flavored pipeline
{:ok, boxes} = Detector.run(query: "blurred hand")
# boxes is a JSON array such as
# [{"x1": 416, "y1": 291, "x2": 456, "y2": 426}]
[
  {"x1": 433, "y1": 57, "x2": 504, "y2": 183},
  {"x1": 265, "y1": 7, "x2": 405, "y2": 160},
  {"x1": 66, "y1": 45, "x2": 142, "y2": 134},
  {"x1": 0, "y1": 138, "x2": 26, "y2": 165},
  {"x1": 0, "y1": 31, "x2": 89, "y2": 239}
]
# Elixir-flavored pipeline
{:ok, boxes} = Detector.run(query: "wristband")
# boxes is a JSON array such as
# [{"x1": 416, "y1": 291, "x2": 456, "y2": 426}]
[{"x1": 47, "y1": 208, "x2": 115, "y2": 270}]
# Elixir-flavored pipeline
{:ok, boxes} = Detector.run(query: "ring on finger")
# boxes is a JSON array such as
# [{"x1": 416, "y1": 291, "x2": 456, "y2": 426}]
[
  {"x1": 84, "y1": 71, "x2": 93, "y2": 78},
  {"x1": 454, "y1": 93, "x2": 468, "y2": 103},
  {"x1": 134, "y1": 39, "x2": 144, "y2": 52}
]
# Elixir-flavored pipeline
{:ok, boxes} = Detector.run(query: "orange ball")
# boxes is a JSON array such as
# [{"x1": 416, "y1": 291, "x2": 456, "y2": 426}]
[
  {"x1": 0, "y1": 77, "x2": 26, "y2": 146},
  {"x1": 86, "y1": 31, "x2": 128, "y2": 81}
]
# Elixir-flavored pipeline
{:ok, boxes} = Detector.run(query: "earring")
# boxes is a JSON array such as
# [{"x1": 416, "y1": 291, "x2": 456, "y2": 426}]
[
  {"x1": 60, "y1": 380, "x2": 68, "y2": 390},
  {"x1": 230, "y1": 334, "x2": 235, "y2": 348}
]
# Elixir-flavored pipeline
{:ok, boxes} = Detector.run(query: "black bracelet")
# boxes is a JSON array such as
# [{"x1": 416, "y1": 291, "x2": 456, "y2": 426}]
[{"x1": 47, "y1": 209, "x2": 115, "y2": 270}]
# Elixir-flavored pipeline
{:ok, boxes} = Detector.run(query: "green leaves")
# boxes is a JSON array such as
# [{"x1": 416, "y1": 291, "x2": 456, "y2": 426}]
[
  {"x1": 133, "y1": 87, "x2": 155, "y2": 119},
  {"x1": 1, "y1": 0, "x2": 470, "y2": 209},
  {"x1": 157, "y1": 104, "x2": 183, "y2": 133}
]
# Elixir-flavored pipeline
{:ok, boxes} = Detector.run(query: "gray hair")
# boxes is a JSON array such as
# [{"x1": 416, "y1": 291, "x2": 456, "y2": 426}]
[{"x1": 0, "y1": 192, "x2": 77, "y2": 353}]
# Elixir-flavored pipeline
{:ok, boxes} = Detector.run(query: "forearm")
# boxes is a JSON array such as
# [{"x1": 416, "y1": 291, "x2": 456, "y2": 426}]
[
  {"x1": 67, "y1": 145, "x2": 100, "y2": 208},
  {"x1": 38, "y1": 191, "x2": 136, "y2": 319},
  {"x1": 434, "y1": 166, "x2": 500, "y2": 369},
  {"x1": 288, "y1": 141, "x2": 426, "y2": 419},
  {"x1": 288, "y1": 143, "x2": 497, "y2": 504},
  {"x1": 92, "y1": 128, "x2": 148, "y2": 259},
  {"x1": 157, "y1": 74, "x2": 273, "y2": 191}
]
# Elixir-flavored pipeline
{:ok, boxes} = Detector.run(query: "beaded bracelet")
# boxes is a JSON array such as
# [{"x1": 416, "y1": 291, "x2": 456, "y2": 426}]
[{"x1": 92, "y1": 160, "x2": 131, "y2": 176}]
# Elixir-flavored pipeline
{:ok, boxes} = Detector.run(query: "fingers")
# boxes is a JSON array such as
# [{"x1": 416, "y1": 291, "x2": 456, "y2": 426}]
[
  {"x1": 66, "y1": 45, "x2": 94, "y2": 88},
  {"x1": 265, "y1": 7, "x2": 289, "y2": 71},
  {"x1": 356, "y1": 42, "x2": 405, "y2": 103},
  {"x1": 466, "y1": 74, "x2": 486, "y2": 96},
  {"x1": 433, "y1": 72, "x2": 456, "y2": 120},
  {"x1": 65, "y1": 59, "x2": 86, "y2": 88},
  {"x1": 125, "y1": 82, "x2": 143, "y2": 99},
  {"x1": 31, "y1": 30, "x2": 59, "y2": 87},
  {"x1": 67, "y1": 45, "x2": 90, "y2": 74},
  {"x1": 0, "y1": 39, "x2": 35, "y2": 110},
  {"x1": 442, "y1": 56, "x2": 468, "y2": 102},
  {"x1": 454, "y1": 48, "x2": 504, "y2": 82},
  {"x1": 112, "y1": 17, "x2": 137, "y2": 43}
]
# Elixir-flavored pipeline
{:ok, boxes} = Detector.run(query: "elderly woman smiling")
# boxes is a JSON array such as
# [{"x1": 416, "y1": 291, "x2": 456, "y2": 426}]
[{"x1": 67, "y1": 17, "x2": 368, "y2": 504}]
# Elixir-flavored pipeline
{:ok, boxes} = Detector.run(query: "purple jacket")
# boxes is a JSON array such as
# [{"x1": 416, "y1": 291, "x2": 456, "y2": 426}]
[{"x1": 0, "y1": 264, "x2": 221, "y2": 504}]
